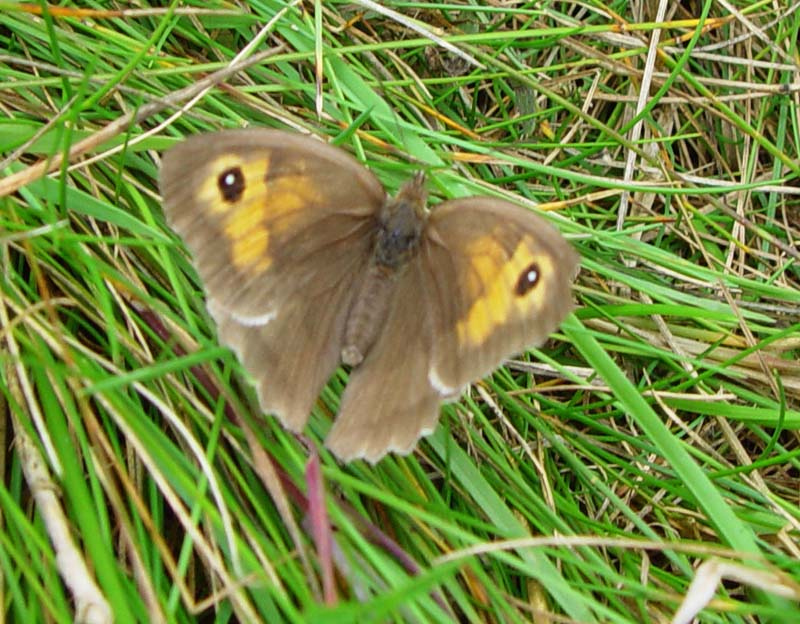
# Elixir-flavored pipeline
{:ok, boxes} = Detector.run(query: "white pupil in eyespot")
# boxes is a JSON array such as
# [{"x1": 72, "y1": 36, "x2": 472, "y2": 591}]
[
  {"x1": 527, "y1": 268, "x2": 538, "y2": 283},
  {"x1": 224, "y1": 173, "x2": 236, "y2": 187}
]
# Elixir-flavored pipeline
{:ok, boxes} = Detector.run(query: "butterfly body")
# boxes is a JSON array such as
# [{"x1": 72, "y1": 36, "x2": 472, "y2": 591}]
[
  {"x1": 160, "y1": 129, "x2": 578, "y2": 462},
  {"x1": 342, "y1": 173, "x2": 427, "y2": 366}
]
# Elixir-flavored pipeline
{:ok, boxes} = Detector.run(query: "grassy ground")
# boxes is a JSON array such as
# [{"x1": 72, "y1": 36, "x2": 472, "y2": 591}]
[{"x1": 2, "y1": 2, "x2": 799, "y2": 623}]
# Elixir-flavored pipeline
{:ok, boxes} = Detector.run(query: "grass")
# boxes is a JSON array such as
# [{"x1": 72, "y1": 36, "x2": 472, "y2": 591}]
[{"x1": 1, "y1": 2, "x2": 799, "y2": 623}]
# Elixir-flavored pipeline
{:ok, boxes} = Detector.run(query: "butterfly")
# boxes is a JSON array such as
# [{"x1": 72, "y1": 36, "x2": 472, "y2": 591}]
[{"x1": 160, "y1": 129, "x2": 578, "y2": 462}]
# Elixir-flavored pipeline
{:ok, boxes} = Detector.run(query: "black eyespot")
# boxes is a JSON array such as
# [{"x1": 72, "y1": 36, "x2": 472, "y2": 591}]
[
  {"x1": 515, "y1": 262, "x2": 541, "y2": 296},
  {"x1": 217, "y1": 167, "x2": 245, "y2": 202}
]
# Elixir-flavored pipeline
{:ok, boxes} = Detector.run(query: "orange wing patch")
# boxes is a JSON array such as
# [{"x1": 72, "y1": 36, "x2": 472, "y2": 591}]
[
  {"x1": 198, "y1": 154, "x2": 322, "y2": 275},
  {"x1": 225, "y1": 203, "x2": 271, "y2": 273},
  {"x1": 456, "y1": 234, "x2": 554, "y2": 347}
]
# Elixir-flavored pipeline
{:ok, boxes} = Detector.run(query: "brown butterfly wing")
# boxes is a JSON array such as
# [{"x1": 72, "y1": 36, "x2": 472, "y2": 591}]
[
  {"x1": 160, "y1": 130, "x2": 384, "y2": 319},
  {"x1": 210, "y1": 271, "x2": 366, "y2": 431},
  {"x1": 420, "y1": 198, "x2": 578, "y2": 395},
  {"x1": 326, "y1": 198, "x2": 577, "y2": 463},
  {"x1": 326, "y1": 259, "x2": 441, "y2": 462},
  {"x1": 160, "y1": 130, "x2": 384, "y2": 430}
]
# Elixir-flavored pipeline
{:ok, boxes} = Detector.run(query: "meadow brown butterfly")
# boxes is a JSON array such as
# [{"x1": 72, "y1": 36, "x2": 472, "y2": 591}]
[{"x1": 160, "y1": 129, "x2": 578, "y2": 462}]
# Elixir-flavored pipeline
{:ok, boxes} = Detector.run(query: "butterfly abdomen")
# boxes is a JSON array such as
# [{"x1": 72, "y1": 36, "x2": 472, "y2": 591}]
[{"x1": 341, "y1": 262, "x2": 402, "y2": 367}]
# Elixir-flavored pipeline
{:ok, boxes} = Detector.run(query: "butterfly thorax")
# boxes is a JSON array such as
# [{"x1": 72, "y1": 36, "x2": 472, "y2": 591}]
[
  {"x1": 373, "y1": 173, "x2": 427, "y2": 268},
  {"x1": 341, "y1": 175, "x2": 428, "y2": 367}
]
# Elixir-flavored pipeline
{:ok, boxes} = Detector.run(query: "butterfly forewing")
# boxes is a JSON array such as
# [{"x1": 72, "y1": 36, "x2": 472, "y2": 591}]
[
  {"x1": 160, "y1": 129, "x2": 384, "y2": 321},
  {"x1": 420, "y1": 198, "x2": 579, "y2": 394}
]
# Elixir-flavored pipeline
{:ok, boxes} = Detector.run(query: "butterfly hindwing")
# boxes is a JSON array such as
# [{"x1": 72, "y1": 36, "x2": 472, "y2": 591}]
[
  {"x1": 211, "y1": 270, "x2": 366, "y2": 431},
  {"x1": 326, "y1": 258, "x2": 441, "y2": 462}
]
